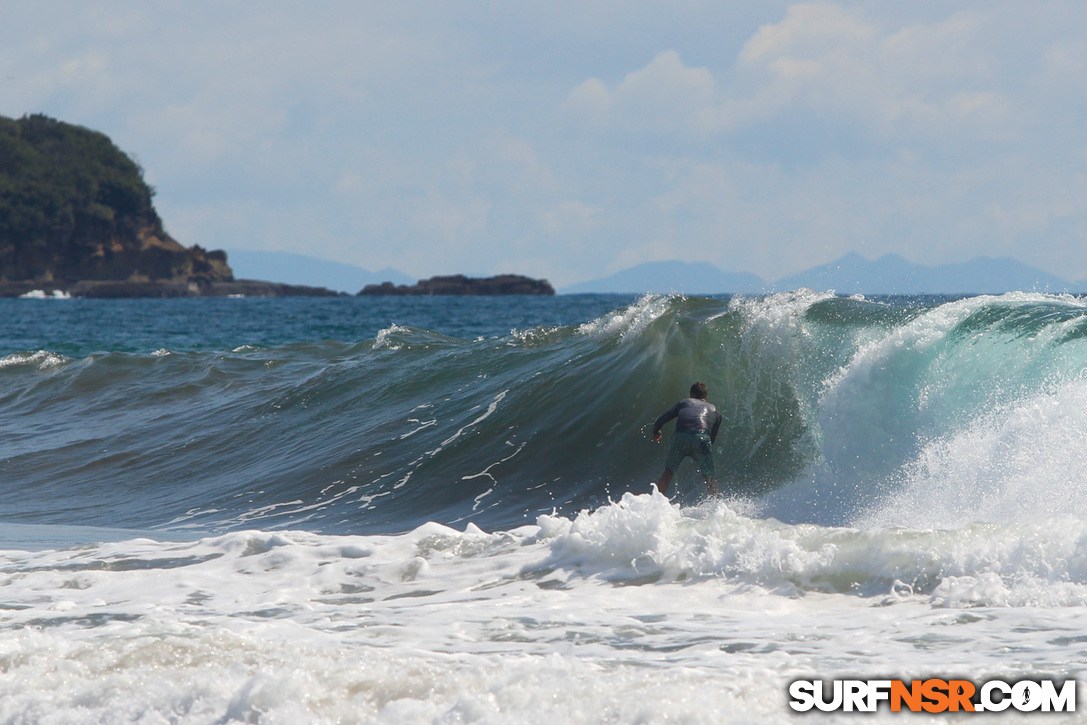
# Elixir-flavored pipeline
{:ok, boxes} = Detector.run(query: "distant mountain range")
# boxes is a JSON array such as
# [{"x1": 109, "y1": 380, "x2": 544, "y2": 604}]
[
  {"x1": 225, "y1": 250, "x2": 1086, "y2": 296},
  {"x1": 561, "y1": 253, "x2": 1086, "y2": 295},
  {"x1": 561, "y1": 260, "x2": 765, "y2": 294},
  {"x1": 770, "y1": 252, "x2": 1076, "y2": 294},
  {"x1": 224, "y1": 250, "x2": 413, "y2": 293}
]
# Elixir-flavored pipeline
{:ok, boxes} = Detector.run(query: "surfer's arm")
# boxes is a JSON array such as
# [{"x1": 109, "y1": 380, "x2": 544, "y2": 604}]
[
  {"x1": 652, "y1": 403, "x2": 681, "y2": 438},
  {"x1": 709, "y1": 413, "x2": 722, "y2": 444}
]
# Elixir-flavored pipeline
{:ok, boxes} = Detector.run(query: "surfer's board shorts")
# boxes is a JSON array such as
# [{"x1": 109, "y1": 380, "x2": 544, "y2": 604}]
[{"x1": 664, "y1": 430, "x2": 715, "y2": 477}]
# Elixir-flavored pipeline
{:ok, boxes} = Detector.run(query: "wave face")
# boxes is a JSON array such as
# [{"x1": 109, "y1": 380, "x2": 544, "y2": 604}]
[{"x1": 2, "y1": 292, "x2": 1087, "y2": 535}]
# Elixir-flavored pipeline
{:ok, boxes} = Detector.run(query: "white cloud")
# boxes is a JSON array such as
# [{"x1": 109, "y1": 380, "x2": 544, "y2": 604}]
[
  {"x1": 565, "y1": 51, "x2": 722, "y2": 136},
  {"x1": 739, "y1": 2, "x2": 876, "y2": 67},
  {"x1": 565, "y1": 3, "x2": 1020, "y2": 146}
]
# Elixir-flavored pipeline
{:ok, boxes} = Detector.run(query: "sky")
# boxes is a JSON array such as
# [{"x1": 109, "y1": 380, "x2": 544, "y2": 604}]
[{"x1": 2, "y1": 1, "x2": 1087, "y2": 287}]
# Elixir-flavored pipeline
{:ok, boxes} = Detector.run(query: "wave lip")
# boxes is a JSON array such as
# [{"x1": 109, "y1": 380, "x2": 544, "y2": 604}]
[{"x1": 576, "y1": 293, "x2": 677, "y2": 340}]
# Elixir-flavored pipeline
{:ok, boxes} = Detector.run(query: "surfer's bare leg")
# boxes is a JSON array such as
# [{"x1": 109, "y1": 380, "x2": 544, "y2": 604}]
[{"x1": 655, "y1": 469, "x2": 675, "y2": 496}]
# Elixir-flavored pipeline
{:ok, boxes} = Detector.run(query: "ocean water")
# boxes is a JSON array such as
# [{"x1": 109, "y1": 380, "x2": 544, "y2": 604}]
[{"x1": 2, "y1": 291, "x2": 1087, "y2": 723}]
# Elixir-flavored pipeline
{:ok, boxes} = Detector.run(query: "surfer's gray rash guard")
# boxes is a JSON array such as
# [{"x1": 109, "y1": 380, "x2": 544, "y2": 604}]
[{"x1": 653, "y1": 398, "x2": 723, "y2": 442}]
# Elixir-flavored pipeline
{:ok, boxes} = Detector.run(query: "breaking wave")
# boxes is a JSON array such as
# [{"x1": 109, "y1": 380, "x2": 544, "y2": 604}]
[{"x1": 2, "y1": 292, "x2": 1087, "y2": 538}]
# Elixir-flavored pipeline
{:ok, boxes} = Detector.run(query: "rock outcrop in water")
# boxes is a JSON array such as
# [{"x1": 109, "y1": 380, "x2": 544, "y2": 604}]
[
  {"x1": 0, "y1": 114, "x2": 338, "y2": 298},
  {"x1": 359, "y1": 274, "x2": 555, "y2": 296}
]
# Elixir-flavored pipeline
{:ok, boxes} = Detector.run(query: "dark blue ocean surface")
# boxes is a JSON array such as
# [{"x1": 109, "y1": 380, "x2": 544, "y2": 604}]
[
  {"x1": 0, "y1": 295, "x2": 640, "y2": 357},
  {"x1": 3, "y1": 291, "x2": 1087, "y2": 540}
]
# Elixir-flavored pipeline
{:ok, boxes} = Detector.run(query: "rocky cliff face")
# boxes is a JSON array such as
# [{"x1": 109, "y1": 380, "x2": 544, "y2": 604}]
[{"x1": 0, "y1": 114, "x2": 233, "y2": 289}]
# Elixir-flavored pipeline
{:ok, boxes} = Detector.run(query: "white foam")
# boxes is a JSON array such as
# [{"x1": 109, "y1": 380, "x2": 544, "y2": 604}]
[
  {"x1": 725, "y1": 288, "x2": 836, "y2": 329},
  {"x1": 4, "y1": 496, "x2": 1087, "y2": 721},
  {"x1": 577, "y1": 293, "x2": 675, "y2": 340},
  {"x1": 18, "y1": 289, "x2": 71, "y2": 299},
  {"x1": 372, "y1": 324, "x2": 409, "y2": 350},
  {"x1": 508, "y1": 325, "x2": 563, "y2": 346},
  {"x1": 533, "y1": 493, "x2": 1087, "y2": 606},
  {"x1": 0, "y1": 350, "x2": 68, "y2": 370}
]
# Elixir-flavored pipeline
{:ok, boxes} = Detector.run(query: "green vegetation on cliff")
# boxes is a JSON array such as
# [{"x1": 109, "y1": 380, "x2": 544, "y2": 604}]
[{"x1": 0, "y1": 114, "x2": 231, "y2": 286}]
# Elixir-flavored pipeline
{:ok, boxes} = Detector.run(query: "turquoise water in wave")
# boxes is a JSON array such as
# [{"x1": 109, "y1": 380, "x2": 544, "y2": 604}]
[{"x1": 3, "y1": 291, "x2": 1087, "y2": 723}]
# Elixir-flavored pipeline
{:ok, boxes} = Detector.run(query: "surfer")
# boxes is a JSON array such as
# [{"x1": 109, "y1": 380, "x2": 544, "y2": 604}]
[{"x1": 651, "y1": 381, "x2": 722, "y2": 496}]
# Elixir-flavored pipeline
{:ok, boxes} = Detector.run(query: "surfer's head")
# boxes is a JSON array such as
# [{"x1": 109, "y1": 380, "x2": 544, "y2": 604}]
[{"x1": 690, "y1": 381, "x2": 708, "y2": 400}]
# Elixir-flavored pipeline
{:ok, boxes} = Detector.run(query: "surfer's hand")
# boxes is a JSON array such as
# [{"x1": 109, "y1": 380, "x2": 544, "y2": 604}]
[{"x1": 653, "y1": 431, "x2": 661, "y2": 442}]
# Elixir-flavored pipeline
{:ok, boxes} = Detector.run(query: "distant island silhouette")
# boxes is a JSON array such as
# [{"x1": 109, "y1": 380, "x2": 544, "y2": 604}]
[{"x1": 360, "y1": 274, "x2": 554, "y2": 296}]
